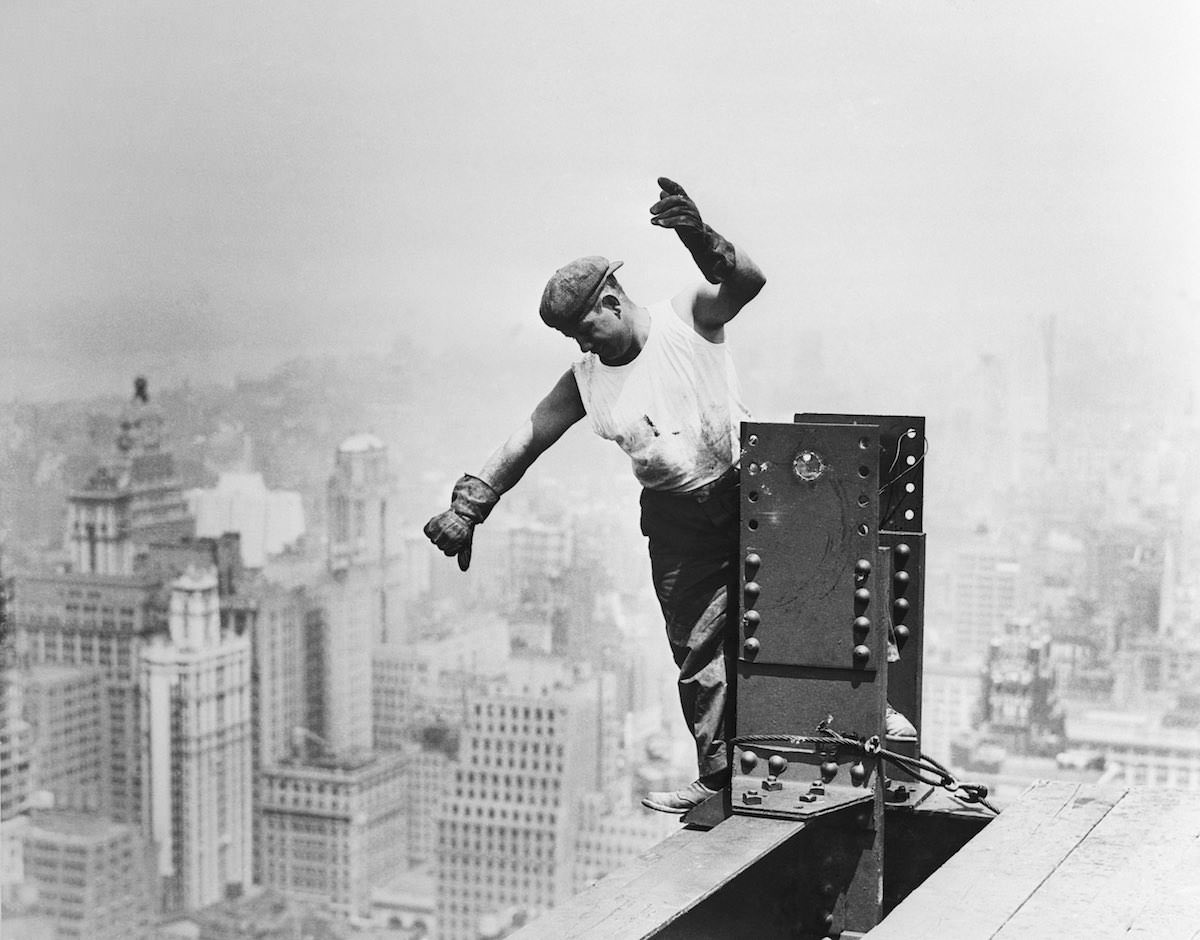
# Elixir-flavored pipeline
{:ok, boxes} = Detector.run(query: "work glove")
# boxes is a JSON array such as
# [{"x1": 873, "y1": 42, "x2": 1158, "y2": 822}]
[
  {"x1": 422, "y1": 474, "x2": 499, "y2": 572},
  {"x1": 649, "y1": 177, "x2": 736, "y2": 285}
]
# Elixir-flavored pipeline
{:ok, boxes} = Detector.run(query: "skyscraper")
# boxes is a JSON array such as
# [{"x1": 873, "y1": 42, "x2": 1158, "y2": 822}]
[
  {"x1": 258, "y1": 749, "x2": 407, "y2": 919},
  {"x1": 20, "y1": 810, "x2": 153, "y2": 940},
  {"x1": 437, "y1": 659, "x2": 625, "y2": 940},
  {"x1": 23, "y1": 665, "x2": 108, "y2": 813},
  {"x1": 142, "y1": 567, "x2": 253, "y2": 912}
]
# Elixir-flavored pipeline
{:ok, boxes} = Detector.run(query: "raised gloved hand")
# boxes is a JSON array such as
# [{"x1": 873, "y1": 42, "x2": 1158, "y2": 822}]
[
  {"x1": 422, "y1": 474, "x2": 500, "y2": 571},
  {"x1": 649, "y1": 177, "x2": 736, "y2": 284}
]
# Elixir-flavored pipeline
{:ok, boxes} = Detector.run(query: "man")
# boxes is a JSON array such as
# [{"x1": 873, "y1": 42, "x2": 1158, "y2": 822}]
[{"x1": 424, "y1": 177, "x2": 759, "y2": 813}]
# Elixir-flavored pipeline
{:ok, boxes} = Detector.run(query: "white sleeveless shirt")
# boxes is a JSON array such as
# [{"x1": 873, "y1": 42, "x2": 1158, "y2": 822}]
[{"x1": 571, "y1": 300, "x2": 750, "y2": 494}]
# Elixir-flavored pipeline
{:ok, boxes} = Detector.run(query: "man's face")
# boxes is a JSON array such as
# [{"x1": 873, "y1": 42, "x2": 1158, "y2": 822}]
[{"x1": 555, "y1": 295, "x2": 632, "y2": 364}]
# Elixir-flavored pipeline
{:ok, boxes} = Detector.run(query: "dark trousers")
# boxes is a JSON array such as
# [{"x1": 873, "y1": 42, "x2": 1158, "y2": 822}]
[{"x1": 640, "y1": 469, "x2": 739, "y2": 787}]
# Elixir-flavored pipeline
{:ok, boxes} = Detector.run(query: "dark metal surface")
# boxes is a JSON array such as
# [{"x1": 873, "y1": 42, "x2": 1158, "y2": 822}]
[
  {"x1": 880, "y1": 531, "x2": 925, "y2": 768},
  {"x1": 796, "y1": 414, "x2": 926, "y2": 533},
  {"x1": 739, "y1": 422, "x2": 886, "y2": 672}
]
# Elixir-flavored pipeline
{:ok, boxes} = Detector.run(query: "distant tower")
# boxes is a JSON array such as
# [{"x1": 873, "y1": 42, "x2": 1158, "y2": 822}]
[
  {"x1": 141, "y1": 567, "x2": 252, "y2": 912},
  {"x1": 327, "y1": 433, "x2": 390, "y2": 573},
  {"x1": 66, "y1": 468, "x2": 135, "y2": 576},
  {"x1": 116, "y1": 376, "x2": 195, "y2": 546}
]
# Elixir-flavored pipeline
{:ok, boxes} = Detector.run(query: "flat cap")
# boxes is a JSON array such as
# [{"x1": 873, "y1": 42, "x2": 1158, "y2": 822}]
[{"x1": 539, "y1": 256, "x2": 624, "y2": 326}]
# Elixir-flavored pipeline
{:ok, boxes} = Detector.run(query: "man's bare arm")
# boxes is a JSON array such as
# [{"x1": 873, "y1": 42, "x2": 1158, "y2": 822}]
[
  {"x1": 675, "y1": 250, "x2": 766, "y2": 338},
  {"x1": 651, "y1": 177, "x2": 766, "y2": 340},
  {"x1": 424, "y1": 369, "x2": 584, "y2": 570},
  {"x1": 479, "y1": 368, "x2": 586, "y2": 493}
]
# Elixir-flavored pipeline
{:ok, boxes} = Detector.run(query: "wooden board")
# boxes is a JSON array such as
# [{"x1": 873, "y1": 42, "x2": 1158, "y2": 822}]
[
  {"x1": 994, "y1": 786, "x2": 1200, "y2": 938},
  {"x1": 865, "y1": 781, "x2": 1122, "y2": 938},
  {"x1": 867, "y1": 781, "x2": 1200, "y2": 939},
  {"x1": 508, "y1": 815, "x2": 806, "y2": 940}
]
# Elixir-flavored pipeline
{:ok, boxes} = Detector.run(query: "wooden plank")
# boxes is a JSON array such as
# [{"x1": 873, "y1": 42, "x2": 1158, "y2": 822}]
[
  {"x1": 865, "y1": 781, "x2": 1125, "y2": 939},
  {"x1": 509, "y1": 815, "x2": 806, "y2": 940},
  {"x1": 995, "y1": 786, "x2": 1200, "y2": 938}
]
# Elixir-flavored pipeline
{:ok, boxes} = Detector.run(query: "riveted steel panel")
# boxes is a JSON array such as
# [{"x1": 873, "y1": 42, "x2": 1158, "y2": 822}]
[
  {"x1": 797, "y1": 414, "x2": 926, "y2": 533},
  {"x1": 739, "y1": 422, "x2": 886, "y2": 671}
]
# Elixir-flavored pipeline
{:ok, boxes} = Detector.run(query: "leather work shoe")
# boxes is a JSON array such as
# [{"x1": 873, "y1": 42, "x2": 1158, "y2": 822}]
[
  {"x1": 885, "y1": 704, "x2": 917, "y2": 742},
  {"x1": 641, "y1": 780, "x2": 719, "y2": 814}
]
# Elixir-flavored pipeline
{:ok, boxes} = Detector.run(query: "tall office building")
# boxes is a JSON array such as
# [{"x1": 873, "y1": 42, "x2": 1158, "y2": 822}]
[
  {"x1": 258, "y1": 749, "x2": 407, "y2": 919},
  {"x1": 20, "y1": 810, "x2": 153, "y2": 940},
  {"x1": 437, "y1": 660, "x2": 625, "y2": 940},
  {"x1": 114, "y1": 376, "x2": 195, "y2": 546},
  {"x1": 23, "y1": 665, "x2": 108, "y2": 812},
  {"x1": 928, "y1": 530, "x2": 1022, "y2": 664},
  {"x1": 16, "y1": 568, "x2": 163, "y2": 825},
  {"x1": 16, "y1": 379, "x2": 199, "y2": 825},
  {"x1": 142, "y1": 567, "x2": 253, "y2": 912}
]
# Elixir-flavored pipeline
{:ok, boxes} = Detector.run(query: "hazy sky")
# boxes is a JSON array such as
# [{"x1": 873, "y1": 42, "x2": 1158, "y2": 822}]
[{"x1": 2, "y1": 1, "x2": 1197, "y2": 409}]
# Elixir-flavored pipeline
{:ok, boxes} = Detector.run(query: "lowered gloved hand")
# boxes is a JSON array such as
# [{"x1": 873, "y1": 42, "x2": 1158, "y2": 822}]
[
  {"x1": 649, "y1": 177, "x2": 736, "y2": 284},
  {"x1": 423, "y1": 474, "x2": 500, "y2": 572}
]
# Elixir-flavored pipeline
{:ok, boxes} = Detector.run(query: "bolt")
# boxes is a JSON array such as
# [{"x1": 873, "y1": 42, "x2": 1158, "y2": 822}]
[
  {"x1": 742, "y1": 789, "x2": 763, "y2": 805},
  {"x1": 850, "y1": 762, "x2": 868, "y2": 787}
]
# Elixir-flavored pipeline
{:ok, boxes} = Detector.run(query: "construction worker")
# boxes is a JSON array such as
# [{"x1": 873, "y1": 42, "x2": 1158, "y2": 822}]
[
  {"x1": 426, "y1": 178, "x2": 913, "y2": 812},
  {"x1": 424, "y1": 177, "x2": 758, "y2": 812}
]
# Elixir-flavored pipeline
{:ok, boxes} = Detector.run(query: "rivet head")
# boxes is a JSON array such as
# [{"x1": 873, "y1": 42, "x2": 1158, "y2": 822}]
[
  {"x1": 893, "y1": 597, "x2": 910, "y2": 616},
  {"x1": 853, "y1": 616, "x2": 871, "y2": 635},
  {"x1": 739, "y1": 750, "x2": 759, "y2": 774},
  {"x1": 855, "y1": 558, "x2": 872, "y2": 576},
  {"x1": 768, "y1": 754, "x2": 788, "y2": 777},
  {"x1": 742, "y1": 637, "x2": 760, "y2": 659},
  {"x1": 894, "y1": 623, "x2": 910, "y2": 643},
  {"x1": 893, "y1": 570, "x2": 911, "y2": 590},
  {"x1": 742, "y1": 610, "x2": 761, "y2": 631},
  {"x1": 853, "y1": 644, "x2": 871, "y2": 664},
  {"x1": 895, "y1": 542, "x2": 911, "y2": 560},
  {"x1": 820, "y1": 761, "x2": 839, "y2": 781},
  {"x1": 850, "y1": 762, "x2": 868, "y2": 786},
  {"x1": 744, "y1": 552, "x2": 762, "y2": 573},
  {"x1": 854, "y1": 587, "x2": 871, "y2": 606},
  {"x1": 744, "y1": 581, "x2": 761, "y2": 603}
]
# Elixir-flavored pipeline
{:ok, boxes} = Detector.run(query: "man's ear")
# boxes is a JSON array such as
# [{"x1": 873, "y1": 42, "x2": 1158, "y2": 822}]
[{"x1": 601, "y1": 293, "x2": 622, "y2": 316}]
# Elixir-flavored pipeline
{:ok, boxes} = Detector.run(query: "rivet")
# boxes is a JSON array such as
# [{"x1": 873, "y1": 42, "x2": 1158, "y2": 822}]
[
  {"x1": 854, "y1": 587, "x2": 871, "y2": 607},
  {"x1": 748, "y1": 462, "x2": 760, "y2": 476},
  {"x1": 820, "y1": 761, "x2": 839, "y2": 781},
  {"x1": 850, "y1": 762, "x2": 868, "y2": 786},
  {"x1": 739, "y1": 750, "x2": 759, "y2": 774},
  {"x1": 894, "y1": 542, "x2": 911, "y2": 560},
  {"x1": 853, "y1": 616, "x2": 871, "y2": 635},
  {"x1": 742, "y1": 637, "x2": 760, "y2": 659},
  {"x1": 893, "y1": 570, "x2": 911, "y2": 591},
  {"x1": 855, "y1": 558, "x2": 872, "y2": 576},
  {"x1": 744, "y1": 581, "x2": 761, "y2": 603},
  {"x1": 744, "y1": 552, "x2": 762, "y2": 575},
  {"x1": 894, "y1": 623, "x2": 910, "y2": 644},
  {"x1": 893, "y1": 597, "x2": 910, "y2": 617},
  {"x1": 853, "y1": 644, "x2": 871, "y2": 664},
  {"x1": 767, "y1": 754, "x2": 788, "y2": 777},
  {"x1": 748, "y1": 434, "x2": 758, "y2": 447},
  {"x1": 742, "y1": 610, "x2": 761, "y2": 632}
]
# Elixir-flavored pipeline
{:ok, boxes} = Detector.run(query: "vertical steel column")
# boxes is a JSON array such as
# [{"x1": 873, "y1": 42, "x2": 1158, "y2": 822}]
[{"x1": 734, "y1": 421, "x2": 889, "y2": 937}]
